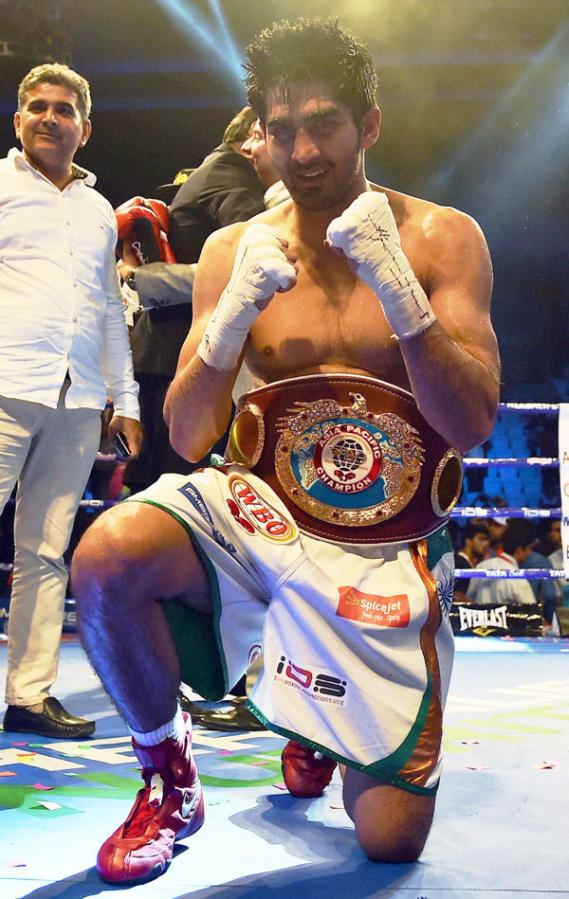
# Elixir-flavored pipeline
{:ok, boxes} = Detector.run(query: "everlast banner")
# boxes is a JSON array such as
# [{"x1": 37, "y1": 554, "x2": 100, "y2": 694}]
[{"x1": 449, "y1": 602, "x2": 543, "y2": 637}]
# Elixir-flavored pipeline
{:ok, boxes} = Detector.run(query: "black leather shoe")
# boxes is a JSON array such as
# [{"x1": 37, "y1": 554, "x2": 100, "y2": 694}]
[
  {"x1": 178, "y1": 693, "x2": 266, "y2": 732},
  {"x1": 176, "y1": 693, "x2": 210, "y2": 725},
  {"x1": 2, "y1": 697, "x2": 95, "y2": 739}
]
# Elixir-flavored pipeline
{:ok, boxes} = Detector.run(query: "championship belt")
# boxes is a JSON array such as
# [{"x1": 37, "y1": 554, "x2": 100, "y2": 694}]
[{"x1": 228, "y1": 374, "x2": 462, "y2": 545}]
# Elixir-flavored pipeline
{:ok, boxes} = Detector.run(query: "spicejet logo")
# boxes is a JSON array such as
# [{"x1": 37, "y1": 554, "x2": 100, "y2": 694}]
[
  {"x1": 337, "y1": 586, "x2": 410, "y2": 627},
  {"x1": 227, "y1": 476, "x2": 298, "y2": 543}
]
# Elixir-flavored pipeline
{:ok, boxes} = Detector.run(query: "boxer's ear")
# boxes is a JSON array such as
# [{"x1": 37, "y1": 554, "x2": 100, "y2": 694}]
[{"x1": 360, "y1": 106, "x2": 381, "y2": 150}]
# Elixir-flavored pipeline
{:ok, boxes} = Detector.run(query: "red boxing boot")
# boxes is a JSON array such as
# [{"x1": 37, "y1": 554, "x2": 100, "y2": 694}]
[
  {"x1": 97, "y1": 713, "x2": 204, "y2": 884},
  {"x1": 281, "y1": 739, "x2": 337, "y2": 798}
]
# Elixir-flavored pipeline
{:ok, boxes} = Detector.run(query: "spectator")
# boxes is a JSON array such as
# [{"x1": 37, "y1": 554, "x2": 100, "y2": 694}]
[
  {"x1": 119, "y1": 107, "x2": 264, "y2": 494},
  {"x1": 546, "y1": 519, "x2": 568, "y2": 608},
  {"x1": 0, "y1": 63, "x2": 141, "y2": 739},
  {"x1": 241, "y1": 117, "x2": 289, "y2": 207},
  {"x1": 522, "y1": 540, "x2": 558, "y2": 628},
  {"x1": 453, "y1": 523, "x2": 490, "y2": 602},
  {"x1": 486, "y1": 515, "x2": 507, "y2": 557},
  {"x1": 467, "y1": 520, "x2": 537, "y2": 606}
]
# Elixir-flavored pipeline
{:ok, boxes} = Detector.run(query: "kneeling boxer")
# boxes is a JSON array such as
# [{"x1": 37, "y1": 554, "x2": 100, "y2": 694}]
[{"x1": 72, "y1": 18, "x2": 500, "y2": 884}]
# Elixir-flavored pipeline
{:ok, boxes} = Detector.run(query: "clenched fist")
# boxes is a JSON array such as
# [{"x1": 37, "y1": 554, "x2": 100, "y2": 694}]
[
  {"x1": 198, "y1": 223, "x2": 297, "y2": 371},
  {"x1": 326, "y1": 191, "x2": 436, "y2": 339}
]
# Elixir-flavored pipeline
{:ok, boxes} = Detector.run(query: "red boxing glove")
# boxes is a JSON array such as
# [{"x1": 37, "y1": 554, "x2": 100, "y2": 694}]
[
  {"x1": 115, "y1": 197, "x2": 176, "y2": 264},
  {"x1": 145, "y1": 198, "x2": 169, "y2": 236},
  {"x1": 115, "y1": 196, "x2": 149, "y2": 240},
  {"x1": 145, "y1": 199, "x2": 176, "y2": 264}
]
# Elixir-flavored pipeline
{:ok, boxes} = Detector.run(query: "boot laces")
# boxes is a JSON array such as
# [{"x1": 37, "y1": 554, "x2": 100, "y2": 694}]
[{"x1": 121, "y1": 769, "x2": 170, "y2": 838}]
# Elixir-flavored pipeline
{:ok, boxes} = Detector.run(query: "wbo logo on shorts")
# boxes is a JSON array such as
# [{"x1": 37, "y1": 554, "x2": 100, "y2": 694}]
[
  {"x1": 274, "y1": 656, "x2": 347, "y2": 706},
  {"x1": 226, "y1": 475, "x2": 298, "y2": 543},
  {"x1": 336, "y1": 586, "x2": 410, "y2": 627}
]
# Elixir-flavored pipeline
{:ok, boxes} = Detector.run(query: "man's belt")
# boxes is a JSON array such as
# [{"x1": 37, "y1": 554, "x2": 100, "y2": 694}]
[{"x1": 228, "y1": 373, "x2": 462, "y2": 545}]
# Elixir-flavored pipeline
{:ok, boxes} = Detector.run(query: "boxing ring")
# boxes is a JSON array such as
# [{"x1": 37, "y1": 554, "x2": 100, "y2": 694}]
[
  {"x1": 1, "y1": 401, "x2": 568, "y2": 898},
  {"x1": 452, "y1": 402, "x2": 568, "y2": 638}
]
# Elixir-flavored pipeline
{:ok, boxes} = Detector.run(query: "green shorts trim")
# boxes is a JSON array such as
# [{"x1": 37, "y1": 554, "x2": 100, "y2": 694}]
[{"x1": 246, "y1": 695, "x2": 438, "y2": 796}]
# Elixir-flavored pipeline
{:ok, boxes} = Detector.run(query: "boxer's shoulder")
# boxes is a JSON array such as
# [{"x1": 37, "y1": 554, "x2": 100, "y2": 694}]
[
  {"x1": 373, "y1": 184, "x2": 444, "y2": 228},
  {"x1": 379, "y1": 185, "x2": 485, "y2": 253},
  {"x1": 420, "y1": 203, "x2": 488, "y2": 261}
]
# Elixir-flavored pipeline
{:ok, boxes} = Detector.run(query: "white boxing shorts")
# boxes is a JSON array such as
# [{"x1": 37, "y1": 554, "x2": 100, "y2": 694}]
[{"x1": 129, "y1": 463, "x2": 455, "y2": 794}]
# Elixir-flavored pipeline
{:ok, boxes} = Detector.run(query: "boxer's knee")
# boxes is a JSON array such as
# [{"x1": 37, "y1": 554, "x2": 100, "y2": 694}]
[
  {"x1": 343, "y1": 768, "x2": 435, "y2": 863},
  {"x1": 71, "y1": 505, "x2": 141, "y2": 608},
  {"x1": 72, "y1": 500, "x2": 208, "y2": 616},
  {"x1": 355, "y1": 812, "x2": 432, "y2": 863}
]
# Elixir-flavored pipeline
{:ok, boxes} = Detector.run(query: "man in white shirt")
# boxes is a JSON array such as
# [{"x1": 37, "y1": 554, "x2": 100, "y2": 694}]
[
  {"x1": 0, "y1": 63, "x2": 142, "y2": 739},
  {"x1": 467, "y1": 519, "x2": 537, "y2": 606}
]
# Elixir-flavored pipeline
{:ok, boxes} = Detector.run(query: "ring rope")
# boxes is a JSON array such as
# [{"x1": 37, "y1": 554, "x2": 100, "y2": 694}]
[
  {"x1": 498, "y1": 402, "x2": 560, "y2": 412},
  {"x1": 463, "y1": 458, "x2": 558, "y2": 468},
  {"x1": 452, "y1": 507, "x2": 560, "y2": 519},
  {"x1": 455, "y1": 568, "x2": 565, "y2": 580}
]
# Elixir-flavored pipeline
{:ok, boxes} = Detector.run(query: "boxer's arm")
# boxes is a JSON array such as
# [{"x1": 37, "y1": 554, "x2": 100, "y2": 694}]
[
  {"x1": 327, "y1": 194, "x2": 499, "y2": 452},
  {"x1": 164, "y1": 224, "x2": 297, "y2": 461},
  {"x1": 164, "y1": 230, "x2": 237, "y2": 461},
  {"x1": 398, "y1": 207, "x2": 500, "y2": 453}
]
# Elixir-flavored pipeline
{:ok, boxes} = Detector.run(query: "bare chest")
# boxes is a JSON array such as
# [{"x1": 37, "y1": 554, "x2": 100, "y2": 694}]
[{"x1": 246, "y1": 259, "x2": 409, "y2": 387}]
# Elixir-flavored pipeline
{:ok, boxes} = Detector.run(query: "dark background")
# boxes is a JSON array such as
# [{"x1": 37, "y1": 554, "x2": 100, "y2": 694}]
[{"x1": 1, "y1": 0, "x2": 567, "y2": 401}]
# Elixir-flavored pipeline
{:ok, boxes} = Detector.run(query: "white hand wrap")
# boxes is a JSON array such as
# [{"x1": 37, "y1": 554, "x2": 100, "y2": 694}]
[
  {"x1": 326, "y1": 191, "x2": 436, "y2": 340},
  {"x1": 197, "y1": 223, "x2": 297, "y2": 371},
  {"x1": 120, "y1": 280, "x2": 141, "y2": 328}
]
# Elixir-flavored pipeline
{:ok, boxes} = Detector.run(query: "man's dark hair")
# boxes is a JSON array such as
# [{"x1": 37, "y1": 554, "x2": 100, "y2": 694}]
[
  {"x1": 223, "y1": 106, "x2": 257, "y2": 145},
  {"x1": 502, "y1": 520, "x2": 535, "y2": 555},
  {"x1": 463, "y1": 523, "x2": 489, "y2": 543},
  {"x1": 244, "y1": 18, "x2": 378, "y2": 127}
]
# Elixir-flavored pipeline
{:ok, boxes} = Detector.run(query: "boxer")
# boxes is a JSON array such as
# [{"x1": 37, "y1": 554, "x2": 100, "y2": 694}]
[{"x1": 72, "y1": 18, "x2": 500, "y2": 883}]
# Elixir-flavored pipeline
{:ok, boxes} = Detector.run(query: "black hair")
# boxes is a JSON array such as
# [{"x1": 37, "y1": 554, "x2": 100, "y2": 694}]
[
  {"x1": 464, "y1": 523, "x2": 490, "y2": 542},
  {"x1": 244, "y1": 18, "x2": 378, "y2": 127},
  {"x1": 502, "y1": 520, "x2": 535, "y2": 555}
]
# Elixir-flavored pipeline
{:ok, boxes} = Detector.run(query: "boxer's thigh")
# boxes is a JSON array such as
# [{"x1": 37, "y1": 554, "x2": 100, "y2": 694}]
[
  {"x1": 342, "y1": 766, "x2": 436, "y2": 863},
  {"x1": 73, "y1": 499, "x2": 211, "y2": 614}
]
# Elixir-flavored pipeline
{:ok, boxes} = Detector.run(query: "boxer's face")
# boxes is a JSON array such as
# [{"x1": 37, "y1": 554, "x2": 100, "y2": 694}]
[
  {"x1": 14, "y1": 82, "x2": 91, "y2": 178},
  {"x1": 264, "y1": 80, "x2": 379, "y2": 211}
]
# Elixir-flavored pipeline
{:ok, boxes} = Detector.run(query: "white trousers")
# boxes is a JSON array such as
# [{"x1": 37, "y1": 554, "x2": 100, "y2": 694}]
[{"x1": 0, "y1": 389, "x2": 101, "y2": 705}]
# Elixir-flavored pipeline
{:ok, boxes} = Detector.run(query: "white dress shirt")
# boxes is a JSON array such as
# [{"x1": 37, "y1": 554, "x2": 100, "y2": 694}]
[
  {"x1": 466, "y1": 552, "x2": 537, "y2": 605},
  {"x1": 0, "y1": 148, "x2": 139, "y2": 418}
]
